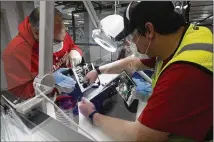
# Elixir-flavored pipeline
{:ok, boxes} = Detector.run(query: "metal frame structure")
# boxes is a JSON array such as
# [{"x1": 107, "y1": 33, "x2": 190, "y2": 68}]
[
  {"x1": 38, "y1": 1, "x2": 55, "y2": 78},
  {"x1": 0, "y1": 1, "x2": 56, "y2": 116},
  {"x1": 71, "y1": 2, "x2": 129, "y2": 43},
  {"x1": 9, "y1": 1, "x2": 56, "y2": 116},
  {"x1": 82, "y1": 1, "x2": 101, "y2": 29}
]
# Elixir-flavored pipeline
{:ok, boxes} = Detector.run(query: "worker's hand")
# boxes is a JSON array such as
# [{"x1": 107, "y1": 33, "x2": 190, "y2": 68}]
[
  {"x1": 132, "y1": 78, "x2": 152, "y2": 96},
  {"x1": 53, "y1": 68, "x2": 76, "y2": 89},
  {"x1": 66, "y1": 50, "x2": 82, "y2": 67},
  {"x1": 84, "y1": 70, "x2": 98, "y2": 84},
  {"x1": 79, "y1": 97, "x2": 96, "y2": 118}
]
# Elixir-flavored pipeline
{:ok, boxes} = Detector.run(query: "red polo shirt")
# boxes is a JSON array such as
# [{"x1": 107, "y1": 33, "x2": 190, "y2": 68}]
[{"x1": 139, "y1": 57, "x2": 213, "y2": 141}]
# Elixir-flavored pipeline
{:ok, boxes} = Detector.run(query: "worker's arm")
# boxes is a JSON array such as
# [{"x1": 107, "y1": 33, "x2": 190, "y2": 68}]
[
  {"x1": 85, "y1": 56, "x2": 150, "y2": 84},
  {"x1": 94, "y1": 113, "x2": 168, "y2": 141},
  {"x1": 64, "y1": 33, "x2": 83, "y2": 66},
  {"x1": 99, "y1": 56, "x2": 150, "y2": 74},
  {"x1": 79, "y1": 97, "x2": 168, "y2": 141}
]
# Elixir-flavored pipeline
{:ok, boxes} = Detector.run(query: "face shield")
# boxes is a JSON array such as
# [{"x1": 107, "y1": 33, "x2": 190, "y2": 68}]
[
  {"x1": 125, "y1": 29, "x2": 149, "y2": 59},
  {"x1": 112, "y1": 2, "x2": 149, "y2": 58}
]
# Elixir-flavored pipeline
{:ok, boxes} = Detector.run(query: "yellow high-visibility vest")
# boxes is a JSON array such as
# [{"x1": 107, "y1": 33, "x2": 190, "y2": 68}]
[
  {"x1": 151, "y1": 24, "x2": 213, "y2": 141},
  {"x1": 152, "y1": 24, "x2": 213, "y2": 88}
]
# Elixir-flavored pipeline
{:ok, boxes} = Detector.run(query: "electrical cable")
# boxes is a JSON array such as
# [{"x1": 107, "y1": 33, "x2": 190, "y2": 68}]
[
  {"x1": 196, "y1": 14, "x2": 213, "y2": 25},
  {"x1": 137, "y1": 71, "x2": 152, "y2": 84},
  {"x1": 114, "y1": 1, "x2": 117, "y2": 14},
  {"x1": 35, "y1": 85, "x2": 98, "y2": 142}
]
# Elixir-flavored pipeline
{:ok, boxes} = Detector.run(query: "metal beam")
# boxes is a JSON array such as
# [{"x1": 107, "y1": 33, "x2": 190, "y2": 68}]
[
  {"x1": 184, "y1": 1, "x2": 191, "y2": 24},
  {"x1": 189, "y1": 9, "x2": 213, "y2": 12},
  {"x1": 72, "y1": 11, "x2": 76, "y2": 43},
  {"x1": 190, "y1": 4, "x2": 213, "y2": 7},
  {"x1": 195, "y1": 14, "x2": 213, "y2": 25},
  {"x1": 38, "y1": 1, "x2": 54, "y2": 78},
  {"x1": 82, "y1": 1, "x2": 100, "y2": 29},
  {"x1": 189, "y1": 13, "x2": 212, "y2": 15},
  {"x1": 196, "y1": 23, "x2": 213, "y2": 26}
]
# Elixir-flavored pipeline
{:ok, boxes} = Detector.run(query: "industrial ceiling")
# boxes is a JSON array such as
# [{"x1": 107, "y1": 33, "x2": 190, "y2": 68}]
[
  {"x1": 189, "y1": 1, "x2": 213, "y2": 26},
  {"x1": 53, "y1": 1, "x2": 213, "y2": 27}
]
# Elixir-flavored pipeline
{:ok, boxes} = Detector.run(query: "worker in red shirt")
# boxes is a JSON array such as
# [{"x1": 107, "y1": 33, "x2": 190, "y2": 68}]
[
  {"x1": 2, "y1": 8, "x2": 82, "y2": 100},
  {"x1": 79, "y1": 1, "x2": 213, "y2": 142}
]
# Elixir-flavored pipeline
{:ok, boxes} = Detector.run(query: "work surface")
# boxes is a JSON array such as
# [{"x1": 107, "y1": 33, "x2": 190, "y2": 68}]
[
  {"x1": 45, "y1": 73, "x2": 147, "y2": 141},
  {"x1": 2, "y1": 74, "x2": 147, "y2": 141},
  {"x1": 78, "y1": 74, "x2": 147, "y2": 141}
]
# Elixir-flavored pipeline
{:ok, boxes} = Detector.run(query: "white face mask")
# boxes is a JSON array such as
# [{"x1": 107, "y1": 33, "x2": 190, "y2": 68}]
[
  {"x1": 53, "y1": 41, "x2": 63, "y2": 53},
  {"x1": 129, "y1": 42, "x2": 149, "y2": 59}
]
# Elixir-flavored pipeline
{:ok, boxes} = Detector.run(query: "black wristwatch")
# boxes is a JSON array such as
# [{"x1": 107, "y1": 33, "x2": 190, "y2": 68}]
[
  {"x1": 89, "y1": 110, "x2": 98, "y2": 125},
  {"x1": 95, "y1": 66, "x2": 102, "y2": 75}
]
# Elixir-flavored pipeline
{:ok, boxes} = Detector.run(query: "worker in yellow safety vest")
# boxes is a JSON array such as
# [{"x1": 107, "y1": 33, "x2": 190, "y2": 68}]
[{"x1": 79, "y1": 1, "x2": 213, "y2": 142}]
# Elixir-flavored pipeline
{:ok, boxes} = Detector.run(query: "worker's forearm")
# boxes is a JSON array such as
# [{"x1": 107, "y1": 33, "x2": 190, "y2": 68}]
[
  {"x1": 99, "y1": 56, "x2": 149, "y2": 75},
  {"x1": 93, "y1": 113, "x2": 137, "y2": 141}
]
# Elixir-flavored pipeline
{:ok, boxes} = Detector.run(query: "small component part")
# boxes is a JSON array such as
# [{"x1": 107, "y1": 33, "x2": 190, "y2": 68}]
[
  {"x1": 105, "y1": 71, "x2": 137, "y2": 106},
  {"x1": 79, "y1": 76, "x2": 83, "y2": 81},
  {"x1": 92, "y1": 83, "x2": 99, "y2": 88},
  {"x1": 82, "y1": 83, "x2": 88, "y2": 88},
  {"x1": 72, "y1": 62, "x2": 95, "y2": 92},
  {"x1": 13, "y1": 100, "x2": 18, "y2": 104}
]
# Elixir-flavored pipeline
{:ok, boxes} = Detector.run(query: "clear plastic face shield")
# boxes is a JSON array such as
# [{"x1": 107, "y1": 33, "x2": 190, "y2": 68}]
[{"x1": 125, "y1": 29, "x2": 149, "y2": 59}]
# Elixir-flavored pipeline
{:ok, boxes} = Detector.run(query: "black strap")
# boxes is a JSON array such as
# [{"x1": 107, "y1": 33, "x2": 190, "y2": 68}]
[
  {"x1": 95, "y1": 66, "x2": 102, "y2": 75},
  {"x1": 89, "y1": 110, "x2": 98, "y2": 125}
]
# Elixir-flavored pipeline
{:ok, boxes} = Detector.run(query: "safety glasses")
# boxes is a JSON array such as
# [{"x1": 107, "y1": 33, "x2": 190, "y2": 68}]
[
  {"x1": 125, "y1": 29, "x2": 142, "y2": 44},
  {"x1": 126, "y1": 29, "x2": 141, "y2": 42}
]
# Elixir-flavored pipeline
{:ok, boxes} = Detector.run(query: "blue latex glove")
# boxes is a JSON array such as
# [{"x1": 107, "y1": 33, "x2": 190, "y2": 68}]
[
  {"x1": 132, "y1": 78, "x2": 152, "y2": 96},
  {"x1": 53, "y1": 68, "x2": 76, "y2": 89}
]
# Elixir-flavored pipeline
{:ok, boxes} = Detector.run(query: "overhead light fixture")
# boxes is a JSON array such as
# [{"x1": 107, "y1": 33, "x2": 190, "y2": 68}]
[
  {"x1": 83, "y1": 1, "x2": 124, "y2": 52},
  {"x1": 74, "y1": 14, "x2": 80, "y2": 17},
  {"x1": 100, "y1": 15, "x2": 124, "y2": 39},
  {"x1": 68, "y1": 13, "x2": 79, "y2": 17},
  {"x1": 183, "y1": 5, "x2": 188, "y2": 9},
  {"x1": 175, "y1": 1, "x2": 182, "y2": 10},
  {"x1": 175, "y1": 5, "x2": 181, "y2": 9},
  {"x1": 78, "y1": 21, "x2": 84, "y2": 23}
]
